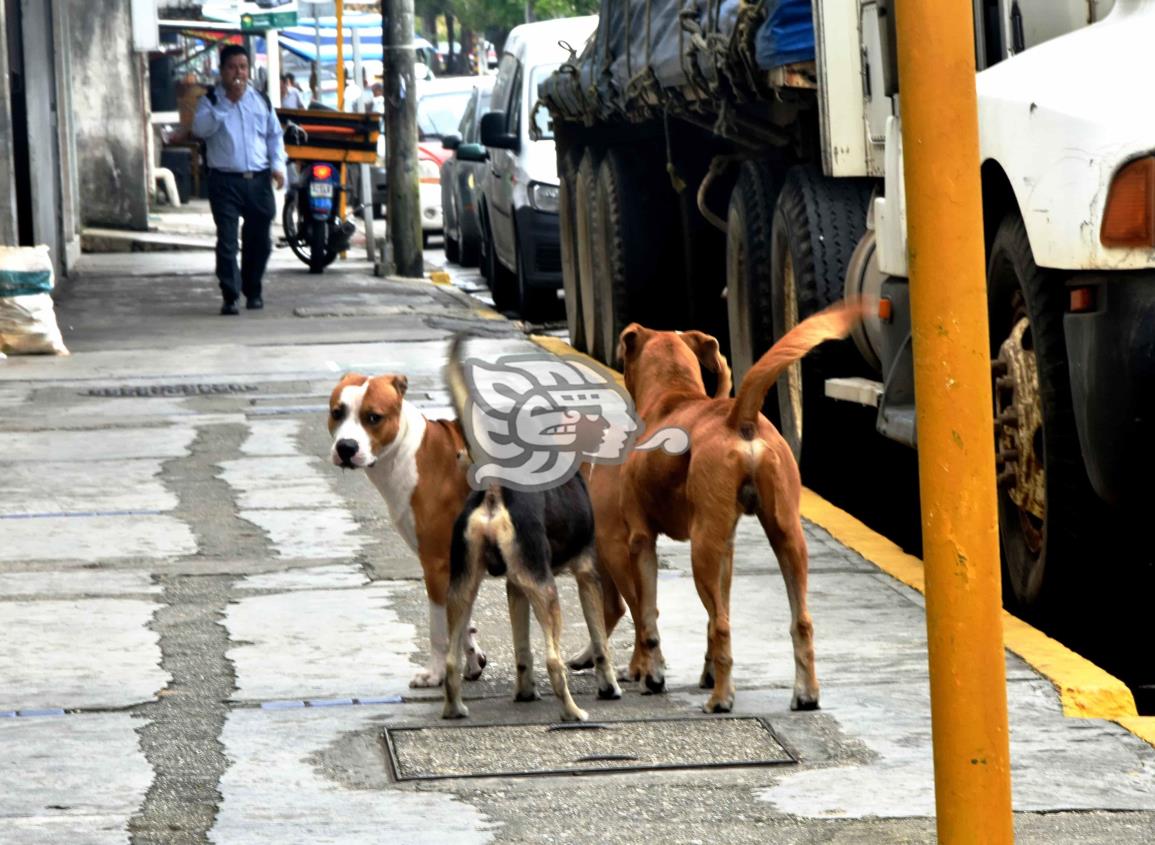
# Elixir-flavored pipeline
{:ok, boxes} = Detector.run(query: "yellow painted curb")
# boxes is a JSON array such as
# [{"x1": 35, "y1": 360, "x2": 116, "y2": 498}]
[
  {"x1": 800, "y1": 487, "x2": 1141, "y2": 725},
  {"x1": 530, "y1": 333, "x2": 1147, "y2": 740},
  {"x1": 429, "y1": 270, "x2": 451, "y2": 285},
  {"x1": 472, "y1": 302, "x2": 506, "y2": 321},
  {"x1": 529, "y1": 334, "x2": 626, "y2": 386},
  {"x1": 1116, "y1": 717, "x2": 1155, "y2": 747}
]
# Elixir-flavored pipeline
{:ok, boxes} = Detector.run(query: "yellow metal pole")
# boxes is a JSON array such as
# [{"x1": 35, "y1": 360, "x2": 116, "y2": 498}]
[
  {"x1": 893, "y1": 1, "x2": 1014, "y2": 841},
  {"x1": 336, "y1": 0, "x2": 345, "y2": 110}
]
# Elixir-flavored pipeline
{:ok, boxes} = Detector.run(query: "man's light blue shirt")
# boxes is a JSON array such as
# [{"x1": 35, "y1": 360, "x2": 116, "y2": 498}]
[{"x1": 191, "y1": 84, "x2": 286, "y2": 175}]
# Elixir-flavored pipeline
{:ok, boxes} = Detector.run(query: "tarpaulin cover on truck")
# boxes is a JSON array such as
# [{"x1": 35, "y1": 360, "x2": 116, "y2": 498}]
[
  {"x1": 757, "y1": 0, "x2": 815, "y2": 67},
  {"x1": 539, "y1": 0, "x2": 815, "y2": 127}
]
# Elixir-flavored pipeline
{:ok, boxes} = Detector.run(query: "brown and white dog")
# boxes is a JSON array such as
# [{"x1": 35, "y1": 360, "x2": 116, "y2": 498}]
[
  {"x1": 327, "y1": 373, "x2": 487, "y2": 687},
  {"x1": 583, "y1": 302, "x2": 864, "y2": 713}
]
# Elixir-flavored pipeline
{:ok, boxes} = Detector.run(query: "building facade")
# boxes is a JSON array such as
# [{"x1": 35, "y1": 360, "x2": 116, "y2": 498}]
[{"x1": 1, "y1": 0, "x2": 151, "y2": 279}]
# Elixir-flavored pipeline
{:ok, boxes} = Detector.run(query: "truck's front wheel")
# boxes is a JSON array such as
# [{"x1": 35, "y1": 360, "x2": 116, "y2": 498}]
[{"x1": 987, "y1": 215, "x2": 1096, "y2": 616}]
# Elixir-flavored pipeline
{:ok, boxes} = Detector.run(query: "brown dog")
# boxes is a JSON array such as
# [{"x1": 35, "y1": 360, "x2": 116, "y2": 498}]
[
  {"x1": 581, "y1": 302, "x2": 863, "y2": 713},
  {"x1": 327, "y1": 373, "x2": 487, "y2": 688}
]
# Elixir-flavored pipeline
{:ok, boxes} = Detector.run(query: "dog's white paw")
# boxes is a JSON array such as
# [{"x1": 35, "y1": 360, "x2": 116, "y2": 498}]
[
  {"x1": 561, "y1": 706, "x2": 589, "y2": 723},
  {"x1": 442, "y1": 699, "x2": 469, "y2": 719},
  {"x1": 409, "y1": 667, "x2": 445, "y2": 688}
]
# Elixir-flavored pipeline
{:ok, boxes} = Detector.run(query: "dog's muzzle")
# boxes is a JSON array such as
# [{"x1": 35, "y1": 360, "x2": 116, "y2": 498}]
[{"x1": 334, "y1": 438, "x2": 361, "y2": 468}]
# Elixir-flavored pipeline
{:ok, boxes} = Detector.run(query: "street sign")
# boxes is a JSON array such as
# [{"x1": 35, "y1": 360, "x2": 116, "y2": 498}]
[{"x1": 240, "y1": 0, "x2": 299, "y2": 31}]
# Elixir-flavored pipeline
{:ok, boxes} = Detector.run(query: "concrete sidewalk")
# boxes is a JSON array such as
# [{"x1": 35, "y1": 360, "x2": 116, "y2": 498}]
[{"x1": 1, "y1": 247, "x2": 1154, "y2": 844}]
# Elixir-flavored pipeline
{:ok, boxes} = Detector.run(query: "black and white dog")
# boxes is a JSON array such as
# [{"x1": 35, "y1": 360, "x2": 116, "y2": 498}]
[{"x1": 441, "y1": 337, "x2": 621, "y2": 722}]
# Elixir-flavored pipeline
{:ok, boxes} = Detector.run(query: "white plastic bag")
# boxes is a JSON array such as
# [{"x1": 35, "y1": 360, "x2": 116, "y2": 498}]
[{"x1": 0, "y1": 246, "x2": 69, "y2": 356}]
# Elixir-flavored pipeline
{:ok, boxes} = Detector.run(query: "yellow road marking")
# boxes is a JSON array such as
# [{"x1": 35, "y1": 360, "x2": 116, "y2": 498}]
[{"x1": 800, "y1": 487, "x2": 1142, "y2": 728}]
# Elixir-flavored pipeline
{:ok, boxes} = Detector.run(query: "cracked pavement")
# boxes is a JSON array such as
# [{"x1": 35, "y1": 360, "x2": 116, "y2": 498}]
[{"x1": 2, "y1": 244, "x2": 1154, "y2": 844}]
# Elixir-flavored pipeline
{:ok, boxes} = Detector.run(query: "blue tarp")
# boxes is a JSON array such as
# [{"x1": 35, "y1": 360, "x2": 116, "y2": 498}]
[
  {"x1": 278, "y1": 17, "x2": 433, "y2": 63},
  {"x1": 755, "y1": 0, "x2": 815, "y2": 69}
]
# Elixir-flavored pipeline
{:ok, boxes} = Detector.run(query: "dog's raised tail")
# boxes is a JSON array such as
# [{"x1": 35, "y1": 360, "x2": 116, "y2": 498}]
[
  {"x1": 726, "y1": 301, "x2": 867, "y2": 432},
  {"x1": 445, "y1": 333, "x2": 475, "y2": 462}
]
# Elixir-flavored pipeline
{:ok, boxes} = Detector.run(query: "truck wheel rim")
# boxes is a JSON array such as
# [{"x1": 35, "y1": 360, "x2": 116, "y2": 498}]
[{"x1": 994, "y1": 313, "x2": 1045, "y2": 557}]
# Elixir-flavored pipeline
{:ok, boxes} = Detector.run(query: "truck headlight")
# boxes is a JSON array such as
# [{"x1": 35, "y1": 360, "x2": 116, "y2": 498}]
[
  {"x1": 1101, "y1": 156, "x2": 1154, "y2": 248},
  {"x1": 528, "y1": 182, "x2": 560, "y2": 213}
]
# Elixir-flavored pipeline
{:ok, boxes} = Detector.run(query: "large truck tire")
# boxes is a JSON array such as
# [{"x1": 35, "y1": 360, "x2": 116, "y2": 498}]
[
  {"x1": 770, "y1": 165, "x2": 874, "y2": 475},
  {"x1": 558, "y1": 148, "x2": 585, "y2": 351},
  {"x1": 987, "y1": 214, "x2": 1098, "y2": 619},
  {"x1": 590, "y1": 146, "x2": 687, "y2": 366},
  {"x1": 590, "y1": 149, "x2": 638, "y2": 364},
  {"x1": 575, "y1": 149, "x2": 605, "y2": 359},
  {"x1": 726, "y1": 160, "x2": 783, "y2": 395}
]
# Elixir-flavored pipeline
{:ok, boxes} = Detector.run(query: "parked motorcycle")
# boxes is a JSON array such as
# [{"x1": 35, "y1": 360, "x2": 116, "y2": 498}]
[
  {"x1": 277, "y1": 109, "x2": 380, "y2": 273},
  {"x1": 282, "y1": 162, "x2": 357, "y2": 274}
]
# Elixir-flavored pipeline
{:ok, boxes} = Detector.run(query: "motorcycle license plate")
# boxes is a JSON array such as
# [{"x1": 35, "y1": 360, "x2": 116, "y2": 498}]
[{"x1": 310, "y1": 182, "x2": 334, "y2": 198}]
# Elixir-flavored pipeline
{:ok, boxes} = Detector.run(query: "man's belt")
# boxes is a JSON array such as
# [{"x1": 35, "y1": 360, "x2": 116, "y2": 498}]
[{"x1": 212, "y1": 168, "x2": 271, "y2": 180}]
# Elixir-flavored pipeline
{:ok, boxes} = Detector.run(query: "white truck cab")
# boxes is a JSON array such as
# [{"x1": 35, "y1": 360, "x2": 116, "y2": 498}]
[
  {"x1": 849, "y1": 0, "x2": 1154, "y2": 612},
  {"x1": 541, "y1": 0, "x2": 1153, "y2": 619}
]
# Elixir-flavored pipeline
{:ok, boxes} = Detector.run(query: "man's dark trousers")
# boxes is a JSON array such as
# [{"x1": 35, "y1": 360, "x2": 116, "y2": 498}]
[{"x1": 208, "y1": 169, "x2": 275, "y2": 304}]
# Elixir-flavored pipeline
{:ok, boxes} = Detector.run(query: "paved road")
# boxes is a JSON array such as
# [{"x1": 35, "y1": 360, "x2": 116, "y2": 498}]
[{"x1": 1, "y1": 246, "x2": 1154, "y2": 843}]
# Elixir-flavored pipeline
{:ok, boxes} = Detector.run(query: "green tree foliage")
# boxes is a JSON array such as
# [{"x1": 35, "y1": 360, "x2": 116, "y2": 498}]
[{"x1": 416, "y1": 0, "x2": 599, "y2": 37}]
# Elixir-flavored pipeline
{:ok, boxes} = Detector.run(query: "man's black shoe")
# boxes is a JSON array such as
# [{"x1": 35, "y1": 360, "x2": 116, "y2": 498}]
[
  {"x1": 220, "y1": 301, "x2": 240, "y2": 316},
  {"x1": 246, "y1": 297, "x2": 264, "y2": 310}
]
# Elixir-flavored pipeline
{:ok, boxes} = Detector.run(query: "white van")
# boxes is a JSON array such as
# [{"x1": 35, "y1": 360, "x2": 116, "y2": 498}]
[{"x1": 466, "y1": 16, "x2": 598, "y2": 318}]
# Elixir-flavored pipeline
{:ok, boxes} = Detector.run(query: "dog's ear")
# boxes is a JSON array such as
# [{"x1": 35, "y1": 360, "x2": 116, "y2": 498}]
[
  {"x1": 617, "y1": 323, "x2": 646, "y2": 368},
  {"x1": 331, "y1": 372, "x2": 367, "y2": 403},
  {"x1": 391, "y1": 375, "x2": 408, "y2": 398},
  {"x1": 680, "y1": 331, "x2": 732, "y2": 399}
]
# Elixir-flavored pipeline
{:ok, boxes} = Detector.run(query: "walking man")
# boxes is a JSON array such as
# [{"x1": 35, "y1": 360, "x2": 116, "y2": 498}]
[{"x1": 192, "y1": 45, "x2": 286, "y2": 315}]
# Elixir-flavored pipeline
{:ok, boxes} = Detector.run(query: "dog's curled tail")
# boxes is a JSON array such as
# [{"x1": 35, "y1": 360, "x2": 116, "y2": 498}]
[
  {"x1": 445, "y1": 333, "x2": 475, "y2": 462},
  {"x1": 726, "y1": 301, "x2": 867, "y2": 432}
]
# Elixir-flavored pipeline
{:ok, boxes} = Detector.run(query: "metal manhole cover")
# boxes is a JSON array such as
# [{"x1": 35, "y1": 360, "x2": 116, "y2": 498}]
[
  {"x1": 384, "y1": 717, "x2": 795, "y2": 781},
  {"x1": 85, "y1": 383, "x2": 259, "y2": 397}
]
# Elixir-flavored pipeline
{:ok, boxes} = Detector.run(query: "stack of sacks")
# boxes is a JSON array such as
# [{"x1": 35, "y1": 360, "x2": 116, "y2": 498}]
[{"x1": 0, "y1": 245, "x2": 69, "y2": 357}]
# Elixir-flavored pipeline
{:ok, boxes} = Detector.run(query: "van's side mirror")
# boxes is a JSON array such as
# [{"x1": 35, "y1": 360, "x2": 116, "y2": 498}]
[
  {"x1": 455, "y1": 143, "x2": 488, "y2": 162},
  {"x1": 442, "y1": 133, "x2": 462, "y2": 151},
  {"x1": 480, "y1": 111, "x2": 518, "y2": 151}
]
